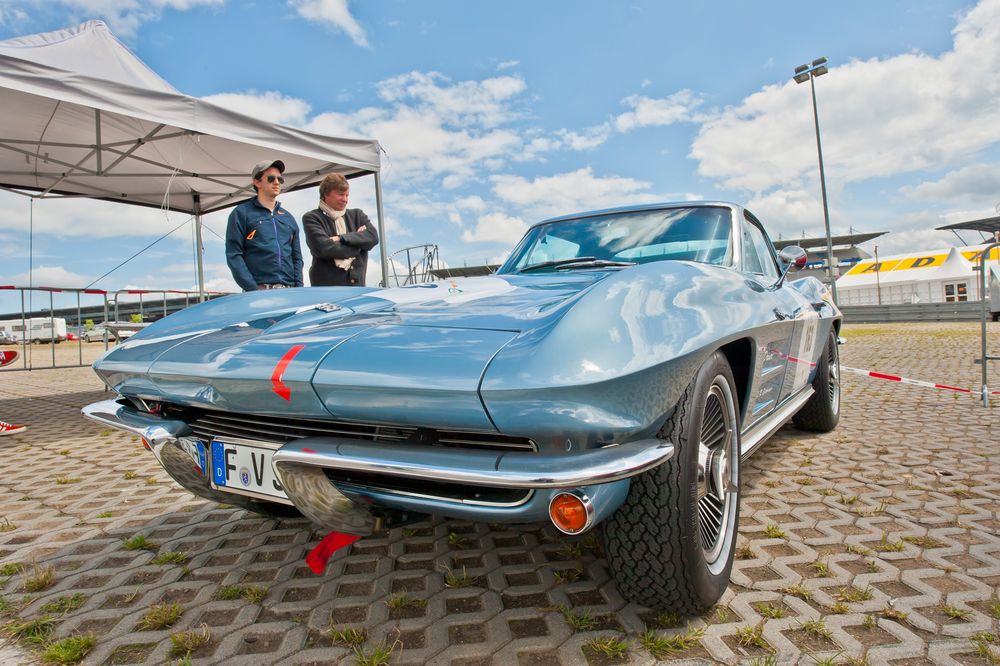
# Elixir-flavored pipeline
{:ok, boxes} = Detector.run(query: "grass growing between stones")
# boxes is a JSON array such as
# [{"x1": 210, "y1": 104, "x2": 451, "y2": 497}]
[
  {"x1": 168, "y1": 624, "x2": 211, "y2": 658},
  {"x1": 122, "y1": 535, "x2": 158, "y2": 552},
  {"x1": 151, "y1": 551, "x2": 188, "y2": 566},
  {"x1": 584, "y1": 636, "x2": 630, "y2": 661},
  {"x1": 39, "y1": 594, "x2": 85, "y2": 614},
  {"x1": 329, "y1": 626, "x2": 366, "y2": 647},
  {"x1": 213, "y1": 585, "x2": 266, "y2": 604},
  {"x1": 353, "y1": 638, "x2": 398, "y2": 666},
  {"x1": 638, "y1": 626, "x2": 704, "y2": 659},
  {"x1": 40, "y1": 633, "x2": 96, "y2": 664},
  {"x1": 22, "y1": 565, "x2": 56, "y2": 592},
  {"x1": 138, "y1": 602, "x2": 182, "y2": 630}
]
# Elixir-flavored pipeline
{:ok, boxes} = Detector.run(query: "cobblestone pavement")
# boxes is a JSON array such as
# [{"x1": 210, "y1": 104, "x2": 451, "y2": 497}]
[{"x1": 0, "y1": 323, "x2": 998, "y2": 665}]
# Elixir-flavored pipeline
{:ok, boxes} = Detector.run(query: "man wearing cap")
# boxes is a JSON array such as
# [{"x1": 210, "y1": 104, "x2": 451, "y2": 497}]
[{"x1": 225, "y1": 159, "x2": 304, "y2": 291}]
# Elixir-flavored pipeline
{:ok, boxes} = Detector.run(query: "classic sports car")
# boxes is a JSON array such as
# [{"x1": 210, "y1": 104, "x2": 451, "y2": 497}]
[{"x1": 83, "y1": 201, "x2": 841, "y2": 613}]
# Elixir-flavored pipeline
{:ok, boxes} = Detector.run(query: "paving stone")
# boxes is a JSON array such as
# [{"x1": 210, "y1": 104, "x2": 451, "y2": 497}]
[{"x1": 0, "y1": 322, "x2": 998, "y2": 664}]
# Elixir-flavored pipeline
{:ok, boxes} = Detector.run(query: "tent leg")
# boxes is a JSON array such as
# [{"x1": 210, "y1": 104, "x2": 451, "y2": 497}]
[
  {"x1": 194, "y1": 194, "x2": 205, "y2": 302},
  {"x1": 374, "y1": 171, "x2": 388, "y2": 288}
]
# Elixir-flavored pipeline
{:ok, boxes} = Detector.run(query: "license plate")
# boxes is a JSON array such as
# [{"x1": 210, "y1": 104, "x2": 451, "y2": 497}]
[{"x1": 209, "y1": 439, "x2": 287, "y2": 501}]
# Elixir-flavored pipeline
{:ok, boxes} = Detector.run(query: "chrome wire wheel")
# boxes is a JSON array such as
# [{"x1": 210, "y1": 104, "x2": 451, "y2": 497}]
[
  {"x1": 828, "y1": 338, "x2": 841, "y2": 414},
  {"x1": 696, "y1": 377, "x2": 739, "y2": 573}
]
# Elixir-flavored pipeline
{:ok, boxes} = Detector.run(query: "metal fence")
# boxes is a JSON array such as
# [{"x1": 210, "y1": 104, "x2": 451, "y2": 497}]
[
  {"x1": 840, "y1": 301, "x2": 988, "y2": 323},
  {"x1": 0, "y1": 285, "x2": 229, "y2": 370}
]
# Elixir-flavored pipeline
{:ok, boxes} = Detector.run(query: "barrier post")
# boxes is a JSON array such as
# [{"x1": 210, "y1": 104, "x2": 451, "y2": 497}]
[{"x1": 978, "y1": 241, "x2": 1000, "y2": 407}]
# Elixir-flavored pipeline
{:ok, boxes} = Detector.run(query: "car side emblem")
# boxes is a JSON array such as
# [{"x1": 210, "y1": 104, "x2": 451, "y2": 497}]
[{"x1": 271, "y1": 345, "x2": 305, "y2": 401}]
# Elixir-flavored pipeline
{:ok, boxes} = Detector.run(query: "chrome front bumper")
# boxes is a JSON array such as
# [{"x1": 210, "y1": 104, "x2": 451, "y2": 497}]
[{"x1": 82, "y1": 399, "x2": 674, "y2": 535}]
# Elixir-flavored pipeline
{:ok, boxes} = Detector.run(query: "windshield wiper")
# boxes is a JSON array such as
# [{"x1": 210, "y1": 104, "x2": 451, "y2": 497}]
[
  {"x1": 518, "y1": 256, "x2": 597, "y2": 272},
  {"x1": 555, "y1": 259, "x2": 636, "y2": 270}
]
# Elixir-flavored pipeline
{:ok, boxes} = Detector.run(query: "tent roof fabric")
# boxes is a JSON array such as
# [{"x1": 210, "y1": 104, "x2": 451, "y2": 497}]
[
  {"x1": 0, "y1": 20, "x2": 381, "y2": 215},
  {"x1": 773, "y1": 231, "x2": 887, "y2": 250}
]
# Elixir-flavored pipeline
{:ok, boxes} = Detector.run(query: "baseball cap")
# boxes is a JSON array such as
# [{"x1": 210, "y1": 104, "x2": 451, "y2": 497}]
[{"x1": 251, "y1": 159, "x2": 286, "y2": 179}]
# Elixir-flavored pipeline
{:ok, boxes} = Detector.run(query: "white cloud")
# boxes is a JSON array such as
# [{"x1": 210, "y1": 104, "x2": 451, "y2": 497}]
[
  {"x1": 289, "y1": 0, "x2": 369, "y2": 48},
  {"x1": 376, "y1": 71, "x2": 526, "y2": 128},
  {"x1": 496, "y1": 60, "x2": 519, "y2": 71},
  {"x1": 5, "y1": 265, "x2": 89, "y2": 287},
  {"x1": 556, "y1": 125, "x2": 612, "y2": 151},
  {"x1": 0, "y1": 193, "x2": 193, "y2": 238},
  {"x1": 13, "y1": 0, "x2": 223, "y2": 37},
  {"x1": 690, "y1": 0, "x2": 1000, "y2": 193},
  {"x1": 201, "y1": 90, "x2": 312, "y2": 126},
  {"x1": 490, "y1": 167, "x2": 660, "y2": 220},
  {"x1": 612, "y1": 90, "x2": 703, "y2": 132},
  {"x1": 903, "y1": 163, "x2": 1000, "y2": 204},
  {"x1": 461, "y1": 212, "x2": 528, "y2": 244}
]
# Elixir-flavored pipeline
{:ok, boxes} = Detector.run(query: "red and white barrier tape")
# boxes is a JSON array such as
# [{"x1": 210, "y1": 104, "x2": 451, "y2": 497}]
[{"x1": 843, "y1": 366, "x2": 1000, "y2": 396}]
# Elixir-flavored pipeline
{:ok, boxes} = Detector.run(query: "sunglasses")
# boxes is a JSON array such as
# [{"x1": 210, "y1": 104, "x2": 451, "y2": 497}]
[{"x1": 264, "y1": 175, "x2": 285, "y2": 184}]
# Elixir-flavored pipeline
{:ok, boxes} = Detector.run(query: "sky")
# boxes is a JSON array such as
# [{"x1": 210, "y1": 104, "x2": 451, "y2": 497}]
[{"x1": 1, "y1": 0, "x2": 999, "y2": 316}]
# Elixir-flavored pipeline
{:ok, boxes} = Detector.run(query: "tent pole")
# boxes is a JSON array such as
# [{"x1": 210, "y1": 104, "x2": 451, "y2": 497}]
[
  {"x1": 193, "y1": 193, "x2": 205, "y2": 302},
  {"x1": 374, "y1": 171, "x2": 389, "y2": 287}
]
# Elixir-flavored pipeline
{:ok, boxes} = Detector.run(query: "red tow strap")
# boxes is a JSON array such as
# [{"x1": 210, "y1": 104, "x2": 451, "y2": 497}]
[{"x1": 305, "y1": 531, "x2": 361, "y2": 574}]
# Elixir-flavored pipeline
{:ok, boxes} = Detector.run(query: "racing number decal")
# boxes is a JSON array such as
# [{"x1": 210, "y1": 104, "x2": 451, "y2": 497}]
[{"x1": 271, "y1": 345, "x2": 305, "y2": 401}]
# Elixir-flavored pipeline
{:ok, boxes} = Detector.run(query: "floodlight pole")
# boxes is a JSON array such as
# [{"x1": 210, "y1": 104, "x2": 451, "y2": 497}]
[{"x1": 794, "y1": 57, "x2": 839, "y2": 305}]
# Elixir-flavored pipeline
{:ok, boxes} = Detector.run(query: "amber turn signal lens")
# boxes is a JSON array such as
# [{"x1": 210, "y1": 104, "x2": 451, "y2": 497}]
[
  {"x1": 141, "y1": 438, "x2": 151, "y2": 451},
  {"x1": 549, "y1": 493, "x2": 588, "y2": 534}
]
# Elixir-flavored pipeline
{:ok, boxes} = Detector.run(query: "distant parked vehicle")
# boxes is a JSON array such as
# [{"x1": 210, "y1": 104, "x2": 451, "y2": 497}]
[
  {"x1": 83, "y1": 326, "x2": 112, "y2": 343},
  {"x1": 0, "y1": 317, "x2": 68, "y2": 343},
  {"x1": 0, "y1": 330, "x2": 16, "y2": 345}
]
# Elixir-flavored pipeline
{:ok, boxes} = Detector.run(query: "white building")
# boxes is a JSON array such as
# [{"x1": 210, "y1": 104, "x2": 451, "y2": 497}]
[{"x1": 836, "y1": 245, "x2": 1000, "y2": 307}]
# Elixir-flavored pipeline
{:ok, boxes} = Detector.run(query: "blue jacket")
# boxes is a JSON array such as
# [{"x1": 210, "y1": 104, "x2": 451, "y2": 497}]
[{"x1": 225, "y1": 198, "x2": 303, "y2": 291}]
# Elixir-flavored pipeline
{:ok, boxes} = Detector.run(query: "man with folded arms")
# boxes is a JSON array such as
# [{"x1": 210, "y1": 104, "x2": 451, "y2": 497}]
[
  {"x1": 226, "y1": 159, "x2": 304, "y2": 291},
  {"x1": 302, "y1": 173, "x2": 379, "y2": 286}
]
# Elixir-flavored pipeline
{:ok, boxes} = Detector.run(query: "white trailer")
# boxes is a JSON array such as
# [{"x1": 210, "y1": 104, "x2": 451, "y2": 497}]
[{"x1": 0, "y1": 317, "x2": 68, "y2": 343}]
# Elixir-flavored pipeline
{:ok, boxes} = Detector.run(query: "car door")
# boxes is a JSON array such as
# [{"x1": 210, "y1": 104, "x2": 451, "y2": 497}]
[
  {"x1": 739, "y1": 214, "x2": 804, "y2": 429},
  {"x1": 745, "y1": 213, "x2": 822, "y2": 406}
]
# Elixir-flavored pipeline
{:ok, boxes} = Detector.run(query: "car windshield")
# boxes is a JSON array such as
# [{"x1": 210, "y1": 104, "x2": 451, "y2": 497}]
[{"x1": 499, "y1": 206, "x2": 734, "y2": 274}]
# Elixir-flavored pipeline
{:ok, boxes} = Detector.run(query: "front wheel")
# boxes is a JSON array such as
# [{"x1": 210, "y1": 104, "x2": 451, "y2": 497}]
[
  {"x1": 602, "y1": 351, "x2": 741, "y2": 613},
  {"x1": 792, "y1": 328, "x2": 841, "y2": 432}
]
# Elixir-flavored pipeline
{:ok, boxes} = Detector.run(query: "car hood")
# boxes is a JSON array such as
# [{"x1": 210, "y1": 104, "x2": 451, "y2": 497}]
[{"x1": 93, "y1": 272, "x2": 609, "y2": 427}]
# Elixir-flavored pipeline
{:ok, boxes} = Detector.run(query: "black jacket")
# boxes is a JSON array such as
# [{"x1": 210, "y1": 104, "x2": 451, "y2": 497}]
[{"x1": 302, "y1": 208, "x2": 379, "y2": 286}]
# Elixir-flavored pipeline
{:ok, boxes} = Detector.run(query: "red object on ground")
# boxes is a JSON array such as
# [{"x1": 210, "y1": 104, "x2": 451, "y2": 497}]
[
  {"x1": 0, "y1": 420, "x2": 26, "y2": 436},
  {"x1": 305, "y1": 531, "x2": 361, "y2": 574},
  {"x1": 0, "y1": 350, "x2": 18, "y2": 367}
]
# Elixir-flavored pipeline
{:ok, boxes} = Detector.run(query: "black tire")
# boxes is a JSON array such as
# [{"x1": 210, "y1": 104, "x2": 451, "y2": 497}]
[
  {"x1": 792, "y1": 329, "x2": 841, "y2": 432},
  {"x1": 602, "y1": 351, "x2": 741, "y2": 613}
]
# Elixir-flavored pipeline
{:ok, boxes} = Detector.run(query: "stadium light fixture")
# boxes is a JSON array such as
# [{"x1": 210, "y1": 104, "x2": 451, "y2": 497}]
[{"x1": 793, "y1": 56, "x2": 838, "y2": 304}]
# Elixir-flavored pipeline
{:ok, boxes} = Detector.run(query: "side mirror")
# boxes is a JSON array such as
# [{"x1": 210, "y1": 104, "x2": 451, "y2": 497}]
[
  {"x1": 779, "y1": 246, "x2": 808, "y2": 269},
  {"x1": 774, "y1": 246, "x2": 808, "y2": 289}
]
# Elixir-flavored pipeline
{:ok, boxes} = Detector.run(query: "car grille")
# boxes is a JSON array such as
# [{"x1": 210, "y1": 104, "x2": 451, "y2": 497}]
[
  {"x1": 183, "y1": 409, "x2": 535, "y2": 452},
  {"x1": 174, "y1": 407, "x2": 536, "y2": 507}
]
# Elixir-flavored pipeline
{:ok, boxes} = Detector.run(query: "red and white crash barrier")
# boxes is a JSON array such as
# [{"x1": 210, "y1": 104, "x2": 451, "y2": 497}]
[{"x1": 843, "y1": 366, "x2": 1000, "y2": 396}]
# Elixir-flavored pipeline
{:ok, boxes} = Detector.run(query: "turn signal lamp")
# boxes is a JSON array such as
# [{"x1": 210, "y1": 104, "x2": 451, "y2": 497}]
[{"x1": 549, "y1": 491, "x2": 592, "y2": 534}]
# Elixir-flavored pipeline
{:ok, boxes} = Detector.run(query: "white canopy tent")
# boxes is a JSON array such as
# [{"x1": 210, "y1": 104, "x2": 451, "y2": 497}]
[{"x1": 0, "y1": 20, "x2": 388, "y2": 293}]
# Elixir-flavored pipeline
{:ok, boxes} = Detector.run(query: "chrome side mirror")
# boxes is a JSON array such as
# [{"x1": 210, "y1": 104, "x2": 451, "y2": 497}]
[{"x1": 774, "y1": 246, "x2": 808, "y2": 288}]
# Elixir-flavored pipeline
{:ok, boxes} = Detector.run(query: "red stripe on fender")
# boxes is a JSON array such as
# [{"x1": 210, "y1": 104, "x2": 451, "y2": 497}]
[
  {"x1": 271, "y1": 345, "x2": 305, "y2": 401},
  {"x1": 869, "y1": 372, "x2": 902, "y2": 382}
]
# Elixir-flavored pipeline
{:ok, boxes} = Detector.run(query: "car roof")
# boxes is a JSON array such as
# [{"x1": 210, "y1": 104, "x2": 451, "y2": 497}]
[{"x1": 532, "y1": 201, "x2": 741, "y2": 228}]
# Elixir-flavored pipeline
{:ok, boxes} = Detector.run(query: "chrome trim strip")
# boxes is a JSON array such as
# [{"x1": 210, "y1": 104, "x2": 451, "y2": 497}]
[
  {"x1": 272, "y1": 436, "x2": 674, "y2": 489},
  {"x1": 740, "y1": 387, "x2": 814, "y2": 460}
]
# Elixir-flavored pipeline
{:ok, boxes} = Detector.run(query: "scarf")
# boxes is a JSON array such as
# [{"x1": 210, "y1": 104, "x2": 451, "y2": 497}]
[{"x1": 319, "y1": 200, "x2": 354, "y2": 271}]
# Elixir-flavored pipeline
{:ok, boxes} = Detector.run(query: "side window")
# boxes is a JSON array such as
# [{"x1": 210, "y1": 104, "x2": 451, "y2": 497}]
[{"x1": 741, "y1": 218, "x2": 780, "y2": 279}]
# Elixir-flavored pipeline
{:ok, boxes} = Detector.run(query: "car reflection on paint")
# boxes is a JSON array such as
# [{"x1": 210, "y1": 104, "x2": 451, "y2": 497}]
[{"x1": 82, "y1": 201, "x2": 842, "y2": 613}]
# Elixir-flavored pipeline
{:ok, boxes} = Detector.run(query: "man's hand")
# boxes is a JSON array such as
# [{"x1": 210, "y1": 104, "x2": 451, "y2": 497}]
[
  {"x1": 358, "y1": 225, "x2": 368, "y2": 233},
  {"x1": 330, "y1": 235, "x2": 341, "y2": 242}
]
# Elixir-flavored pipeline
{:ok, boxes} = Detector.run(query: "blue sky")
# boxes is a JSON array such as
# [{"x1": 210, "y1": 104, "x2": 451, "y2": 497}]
[{"x1": 1, "y1": 0, "x2": 999, "y2": 314}]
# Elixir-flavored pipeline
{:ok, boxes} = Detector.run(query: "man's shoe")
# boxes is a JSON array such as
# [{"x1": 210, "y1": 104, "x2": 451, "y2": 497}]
[
  {"x1": 0, "y1": 350, "x2": 17, "y2": 367},
  {"x1": 0, "y1": 421, "x2": 26, "y2": 436}
]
